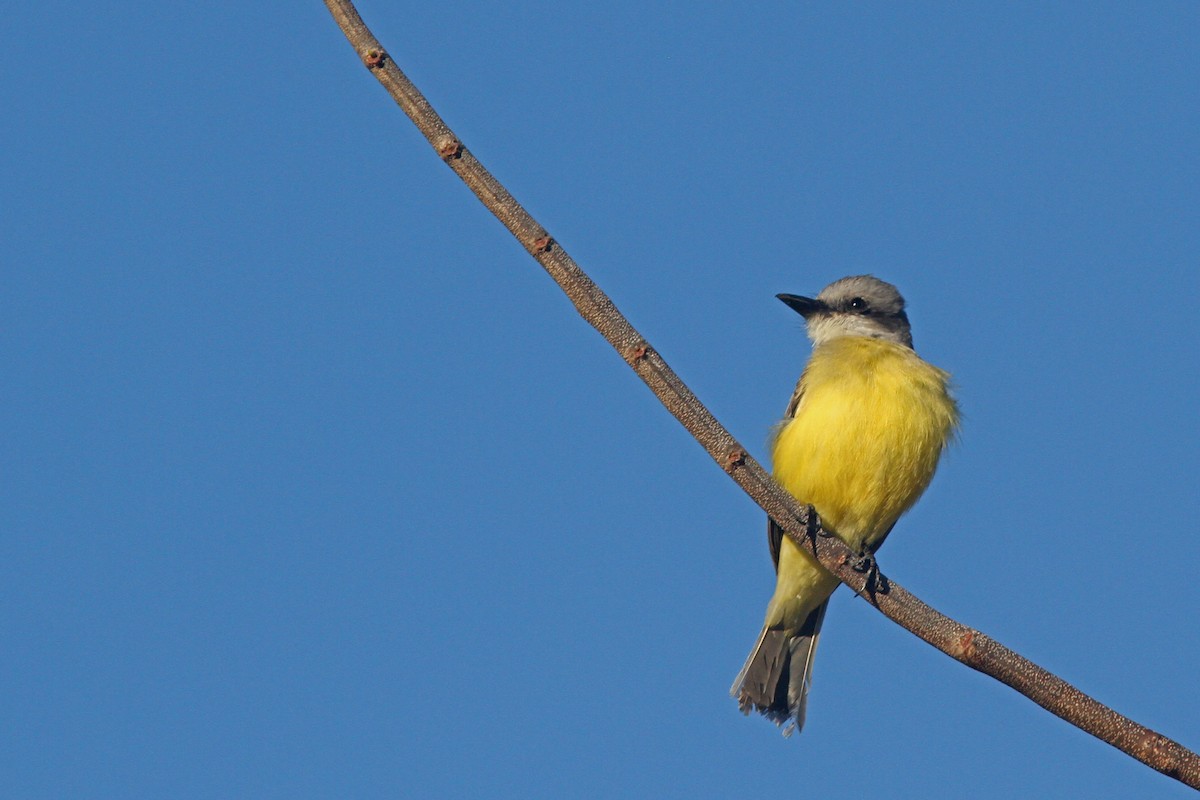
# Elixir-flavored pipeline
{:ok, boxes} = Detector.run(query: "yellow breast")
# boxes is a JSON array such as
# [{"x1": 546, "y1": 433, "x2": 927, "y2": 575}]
[{"x1": 771, "y1": 336, "x2": 958, "y2": 552}]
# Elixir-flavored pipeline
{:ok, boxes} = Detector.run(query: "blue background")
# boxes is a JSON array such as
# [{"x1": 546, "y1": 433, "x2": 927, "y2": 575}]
[{"x1": 3, "y1": 2, "x2": 1198, "y2": 797}]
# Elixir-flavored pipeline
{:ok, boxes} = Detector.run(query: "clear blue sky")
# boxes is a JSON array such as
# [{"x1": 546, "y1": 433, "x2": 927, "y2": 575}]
[{"x1": 3, "y1": 2, "x2": 1198, "y2": 798}]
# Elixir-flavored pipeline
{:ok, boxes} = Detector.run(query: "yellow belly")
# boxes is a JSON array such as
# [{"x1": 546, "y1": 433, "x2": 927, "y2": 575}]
[{"x1": 766, "y1": 336, "x2": 957, "y2": 627}]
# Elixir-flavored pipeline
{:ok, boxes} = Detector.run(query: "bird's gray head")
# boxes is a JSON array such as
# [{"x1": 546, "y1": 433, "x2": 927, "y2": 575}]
[{"x1": 777, "y1": 275, "x2": 914, "y2": 348}]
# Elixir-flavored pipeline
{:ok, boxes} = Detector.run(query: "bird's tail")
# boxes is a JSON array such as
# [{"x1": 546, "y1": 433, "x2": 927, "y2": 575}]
[{"x1": 730, "y1": 599, "x2": 828, "y2": 735}]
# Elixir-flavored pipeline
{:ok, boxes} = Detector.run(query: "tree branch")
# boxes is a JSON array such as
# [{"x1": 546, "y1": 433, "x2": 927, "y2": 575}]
[{"x1": 320, "y1": 1, "x2": 1200, "y2": 790}]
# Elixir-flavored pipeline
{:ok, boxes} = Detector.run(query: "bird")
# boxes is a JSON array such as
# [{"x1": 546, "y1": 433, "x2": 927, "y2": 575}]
[{"x1": 731, "y1": 275, "x2": 959, "y2": 734}]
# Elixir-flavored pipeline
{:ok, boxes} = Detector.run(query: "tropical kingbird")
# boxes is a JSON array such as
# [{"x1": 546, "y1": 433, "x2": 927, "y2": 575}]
[{"x1": 731, "y1": 275, "x2": 958, "y2": 733}]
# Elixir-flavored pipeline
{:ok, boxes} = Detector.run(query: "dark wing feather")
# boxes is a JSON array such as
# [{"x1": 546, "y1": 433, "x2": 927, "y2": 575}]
[
  {"x1": 782, "y1": 369, "x2": 808, "y2": 420},
  {"x1": 768, "y1": 370, "x2": 808, "y2": 571}
]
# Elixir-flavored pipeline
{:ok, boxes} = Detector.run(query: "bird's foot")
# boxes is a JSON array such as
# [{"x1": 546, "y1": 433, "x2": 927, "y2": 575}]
[
  {"x1": 850, "y1": 552, "x2": 890, "y2": 596},
  {"x1": 810, "y1": 507, "x2": 835, "y2": 539}
]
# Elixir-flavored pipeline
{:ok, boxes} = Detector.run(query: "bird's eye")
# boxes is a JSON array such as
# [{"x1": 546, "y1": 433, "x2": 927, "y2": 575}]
[{"x1": 849, "y1": 297, "x2": 868, "y2": 312}]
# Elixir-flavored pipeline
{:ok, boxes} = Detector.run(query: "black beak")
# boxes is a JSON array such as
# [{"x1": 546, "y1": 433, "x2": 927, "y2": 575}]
[{"x1": 776, "y1": 293, "x2": 826, "y2": 318}]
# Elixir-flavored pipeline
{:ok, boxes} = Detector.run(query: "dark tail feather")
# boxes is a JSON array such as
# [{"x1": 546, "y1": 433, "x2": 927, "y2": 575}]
[{"x1": 731, "y1": 600, "x2": 828, "y2": 735}]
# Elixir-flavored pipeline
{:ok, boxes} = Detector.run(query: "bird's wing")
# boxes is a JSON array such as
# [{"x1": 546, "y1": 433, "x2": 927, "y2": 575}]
[
  {"x1": 782, "y1": 369, "x2": 808, "y2": 420},
  {"x1": 768, "y1": 370, "x2": 808, "y2": 571},
  {"x1": 768, "y1": 518, "x2": 785, "y2": 573}
]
